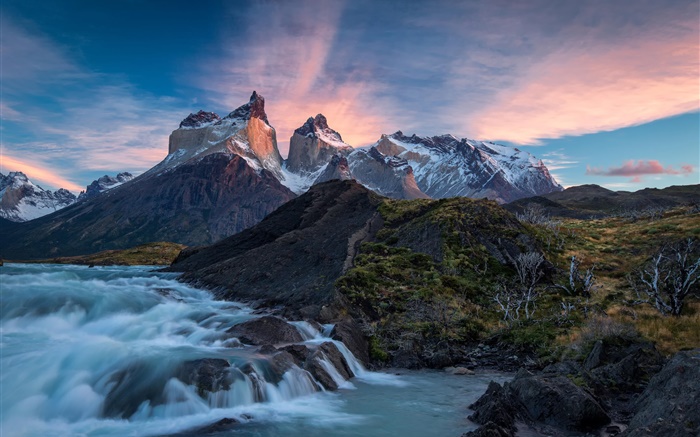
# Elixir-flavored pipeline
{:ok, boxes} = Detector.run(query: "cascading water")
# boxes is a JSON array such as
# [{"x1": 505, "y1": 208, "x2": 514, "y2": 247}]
[{"x1": 1, "y1": 264, "x2": 509, "y2": 437}]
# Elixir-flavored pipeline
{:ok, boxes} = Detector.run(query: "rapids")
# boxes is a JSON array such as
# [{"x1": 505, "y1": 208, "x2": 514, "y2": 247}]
[{"x1": 0, "y1": 264, "x2": 508, "y2": 436}]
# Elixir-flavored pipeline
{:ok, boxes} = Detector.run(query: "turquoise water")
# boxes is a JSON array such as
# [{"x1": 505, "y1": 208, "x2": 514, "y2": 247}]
[{"x1": 0, "y1": 264, "x2": 507, "y2": 437}]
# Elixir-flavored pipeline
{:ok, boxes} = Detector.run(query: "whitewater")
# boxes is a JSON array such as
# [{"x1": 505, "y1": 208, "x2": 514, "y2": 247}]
[{"x1": 0, "y1": 264, "x2": 506, "y2": 436}]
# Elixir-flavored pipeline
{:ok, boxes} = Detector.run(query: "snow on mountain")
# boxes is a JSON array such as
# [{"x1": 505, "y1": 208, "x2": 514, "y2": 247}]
[
  {"x1": 78, "y1": 172, "x2": 134, "y2": 201},
  {"x1": 0, "y1": 172, "x2": 77, "y2": 222},
  {"x1": 369, "y1": 132, "x2": 563, "y2": 203},
  {"x1": 149, "y1": 91, "x2": 284, "y2": 180},
  {"x1": 345, "y1": 147, "x2": 429, "y2": 200}
]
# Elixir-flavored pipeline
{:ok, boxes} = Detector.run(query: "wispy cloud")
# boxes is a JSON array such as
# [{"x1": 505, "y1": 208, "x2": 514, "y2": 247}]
[
  {"x1": 1, "y1": 14, "x2": 183, "y2": 190},
  {"x1": 468, "y1": 3, "x2": 699, "y2": 144},
  {"x1": 586, "y1": 160, "x2": 695, "y2": 183},
  {"x1": 539, "y1": 149, "x2": 579, "y2": 187},
  {"x1": 195, "y1": 0, "x2": 398, "y2": 153},
  {"x1": 0, "y1": 154, "x2": 83, "y2": 192}
]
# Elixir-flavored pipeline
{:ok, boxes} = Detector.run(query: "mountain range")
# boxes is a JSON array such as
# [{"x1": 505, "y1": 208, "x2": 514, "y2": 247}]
[{"x1": 0, "y1": 91, "x2": 561, "y2": 259}]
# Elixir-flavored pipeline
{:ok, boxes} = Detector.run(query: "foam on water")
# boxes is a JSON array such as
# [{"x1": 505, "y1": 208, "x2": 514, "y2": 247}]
[{"x1": 1, "y1": 264, "x2": 508, "y2": 437}]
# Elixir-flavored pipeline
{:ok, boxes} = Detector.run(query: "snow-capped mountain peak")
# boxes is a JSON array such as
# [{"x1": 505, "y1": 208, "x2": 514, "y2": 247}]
[
  {"x1": 77, "y1": 172, "x2": 134, "y2": 201},
  {"x1": 371, "y1": 131, "x2": 562, "y2": 202},
  {"x1": 0, "y1": 172, "x2": 77, "y2": 222}
]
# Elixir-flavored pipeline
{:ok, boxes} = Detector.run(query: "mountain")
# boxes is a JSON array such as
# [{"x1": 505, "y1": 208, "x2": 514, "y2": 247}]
[
  {"x1": 286, "y1": 114, "x2": 353, "y2": 173},
  {"x1": 366, "y1": 132, "x2": 563, "y2": 203},
  {"x1": 169, "y1": 179, "x2": 384, "y2": 320},
  {"x1": 281, "y1": 116, "x2": 560, "y2": 202},
  {"x1": 507, "y1": 184, "x2": 700, "y2": 218},
  {"x1": 0, "y1": 172, "x2": 77, "y2": 222},
  {"x1": 345, "y1": 147, "x2": 429, "y2": 200},
  {"x1": 0, "y1": 92, "x2": 295, "y2": 259},
  {"x1": 78, "y1": 172, "x2": 134, "y2": 201},
  {"x1": 0, "y1": 91, "x2": 563, "y2": 258}
]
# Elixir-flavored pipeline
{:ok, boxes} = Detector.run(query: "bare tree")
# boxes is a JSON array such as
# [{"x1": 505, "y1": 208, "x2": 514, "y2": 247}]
[
  {"x1": 494, "y1": 252, "x2": 545, "y2": 322},
  {"x1": 629, "y1": 238, "x2": 700, "y2": 316},
  {"x1": 555, "y1": 256, "x2": 596, "y2": 298}
]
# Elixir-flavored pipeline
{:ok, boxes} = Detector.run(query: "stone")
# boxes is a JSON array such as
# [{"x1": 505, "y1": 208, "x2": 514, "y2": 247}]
[{"x1": 226, "y1": 316, "x2": 303, "y2": 346}]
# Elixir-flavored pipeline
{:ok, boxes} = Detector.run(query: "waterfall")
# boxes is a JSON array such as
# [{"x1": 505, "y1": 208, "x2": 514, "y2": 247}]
[{"x1": 0, "y1": 264, "x2": 407, "y2": 437}]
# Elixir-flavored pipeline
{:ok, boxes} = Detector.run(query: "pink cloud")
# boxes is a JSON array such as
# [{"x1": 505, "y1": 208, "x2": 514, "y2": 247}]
[
  {"x1": 586, "y1": 160, "x2": 695, "y2": 181},
  {"x1": 468, "y1": 19, "x2": 699, "y2": 145},
  {"x1": 0, "y1": 154, "x2": 83, "y2": 192},
  {"x1": 197, "y1": 0, "x2": 398, "y2": 155}
]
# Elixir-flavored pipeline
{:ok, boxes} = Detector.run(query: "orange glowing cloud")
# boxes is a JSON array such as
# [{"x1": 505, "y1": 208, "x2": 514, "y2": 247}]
[
  {"x1": 0, "y1": 154, "x2": 83, "y2": 192},
  {"x1": 469, "y1": 28, "x2": 699, "y2": 145}
]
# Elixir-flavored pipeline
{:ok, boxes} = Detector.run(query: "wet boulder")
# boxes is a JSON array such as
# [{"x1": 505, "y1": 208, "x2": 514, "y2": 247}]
[
  {"x1": 304, "y1": 342, "x2": 354, "y2": 390},
  {"x1": 175, "y1": 358, "x2": 231, "y2": 396},
  {"x1": 508, "y1": 371, "x2": 610, "y2": 432},
  {"x1": 226, "y1": 316, "x2": 303, "y2": 345},
  {"x1": 623, "y1": 349, "x2": 700, "y2": 437},
  {"x1": 330, "y1": 319, "x2": 369, "y2": 365}
]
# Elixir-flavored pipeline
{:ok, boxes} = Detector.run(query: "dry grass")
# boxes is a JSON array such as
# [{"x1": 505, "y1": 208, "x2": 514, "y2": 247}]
[{"x1": 548, "y1": 207, "x2": 700, "y2": 355}]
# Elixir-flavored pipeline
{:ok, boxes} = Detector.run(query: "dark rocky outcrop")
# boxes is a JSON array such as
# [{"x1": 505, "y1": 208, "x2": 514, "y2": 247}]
[
  {"x1": 175, "y1": 359, "x2": 231, "y2": 395},
  {"x1": 226, "y1": 316, "x2": 303, "y2": 346},
  {"x1": 0, "y1": 154, "x2": 295, "y2": 259},
  {"x1": 331, "y1": 319, "x2": 370, "y2": 365},
  {"x1": 313, "y1": 154, "x2": 353, "y2": 185},
  {"x1": 466, "y1": 338, "x2": 689, "y2": 437},
  {"x1": 509, "y1": 372, "x2": 610, "y2": 431},
  {"x1": 169, "y1": 179, "x2": 384, "y2": 321},
  {"x1": 346, "y1": 147, "x2": 430, "y2": 200},
  {"x1": 179, "y1": 110, "x2": 221, "y2": 129},
  {"x1": 304, "y1": 342, "x2": 354, "y2": 390},
  {"x1": 467, "y1": 370, "x2": 610, "y2": 435},
  {"x1": 623, "y1": 349, "x2": 700, "y2": 437}
]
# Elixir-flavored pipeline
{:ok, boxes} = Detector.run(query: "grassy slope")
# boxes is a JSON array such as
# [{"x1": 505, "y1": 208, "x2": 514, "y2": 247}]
[
  {"x1": 337, "y1": 198, "x2": 700, "y2": 364},
  {"x1": 13, "y1": 242, "x2": 186, "y2": 266},
  {"x1": 555, "y1": 208, "x2": 700, "y2": 354}
]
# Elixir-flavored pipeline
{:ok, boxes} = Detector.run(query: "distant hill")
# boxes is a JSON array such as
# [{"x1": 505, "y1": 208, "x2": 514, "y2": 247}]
[{"x1": 506, "y1": 184, "x2": 700, "y2": 218}]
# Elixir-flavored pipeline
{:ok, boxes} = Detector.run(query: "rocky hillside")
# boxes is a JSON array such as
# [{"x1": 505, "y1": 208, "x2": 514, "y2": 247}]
[
  {"x1": 169, "y1": 179, "x2": 384, "y2": 320},
  {"x1": 507, "y1": 184, "x2": 700, "y2": 218},
  {"x1": 0, "y1": 153, "x2": 293, "y2": 259},
  {"x1": 77, "y1": 172, "x2": 134, "y2": 201}
]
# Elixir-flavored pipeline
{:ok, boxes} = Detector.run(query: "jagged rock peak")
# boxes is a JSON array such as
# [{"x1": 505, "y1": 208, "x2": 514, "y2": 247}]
[
  {"x1": 179, "y1": 110, "x2": 221, "y2": 129},
  {"x1": 294, "y1": 114, "x2": 341, "y2": 140},
  {"x1": 2, "y1": 171, "x2": 29, "y2": 184},
  {"x1": 225, "y1": 90, "x2": 269, "y2": 124}
]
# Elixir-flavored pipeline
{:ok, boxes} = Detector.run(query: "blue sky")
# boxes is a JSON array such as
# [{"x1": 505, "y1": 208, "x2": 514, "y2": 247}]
[{"x1": 1, "y1": 0, "x2": 698, "y2": 192}]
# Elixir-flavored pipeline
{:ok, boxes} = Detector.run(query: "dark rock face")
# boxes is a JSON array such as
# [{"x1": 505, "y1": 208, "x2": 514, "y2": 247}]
[
  {"x1": 179, "y1": 110, "x2": 221, "y2": 129},
  {"x1": 331, "y1": 319, "x2": 369, "y2": 365},
  {"x1": 226, "y1": 316, "x2": 304, "y2": 346},
  {"x1": 468, "y1": 370, "x2": 610, "y2": 435},
  {"x1": 346, "y1": 147, "x2": 430, "y2": 200},
  {"x1": 509, "y1": 373, "x2": 610, "y2": 431},
  {"x1": 623, "y1": 349, "x2": 700, "y2": 437},
  {"x1": 313, "y1": 154, "x2": 353, "y2": 185},
  {"x1": 169, "y1": 179, "x2": 384, "y2": 320},
  {"x1": 304, "y1": 342, "x2": 354, "y2": 390},
  {"x1": 0, "y1": 153, "x2": 296, "y2": 258},
  {"x1": 175, "y1": 358, "x2": 231, "y2": 395},
  {"x1": 226, "y1": 91, "x2": 269, "y2": 124},
  {"x1": 468, "y1": 382, "x2": 517, "y2": 434}
]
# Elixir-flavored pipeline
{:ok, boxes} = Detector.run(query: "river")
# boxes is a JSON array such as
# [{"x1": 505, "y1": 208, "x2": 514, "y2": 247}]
[{"x1": 0, "y1": 264, "x2": 508, "y2": 437}]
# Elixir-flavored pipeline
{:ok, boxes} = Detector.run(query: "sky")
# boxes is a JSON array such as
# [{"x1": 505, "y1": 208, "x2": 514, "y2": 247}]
[{"x1": 1, "y1": 0, "x2": 698, "y2": 193}]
